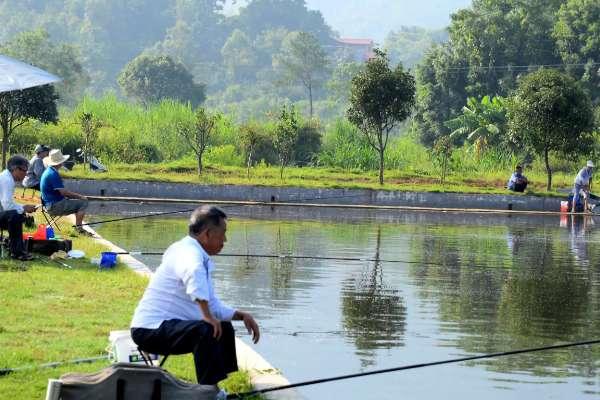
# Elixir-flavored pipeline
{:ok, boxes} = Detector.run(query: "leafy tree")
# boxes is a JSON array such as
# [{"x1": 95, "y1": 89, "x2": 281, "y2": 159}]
[
  {"x1": 431, "y1": 136, "x2": 454, "y2": 185},
  {"x1": 508, "y1": 69, "x2": 595, "y2": 190},
  {"x1": 118, "y1": 54, "x2": 205, "y2": 107},
  {"x1": 234, "y1": 0, "x2": 332, "y2": 43},
  {"x1": 445, "y1": 96, "x2": 508, "y2": 157},
  {"x1": 79, "y1": 112, "x2": 102, "y2": 170},
  {"x1": 384, "y1": 26, "x2": 448, "y2": 69},
  {"x1": 553, "y1": 0, "x2": 600, "y2": 103},
  {"x1": 239, "y1": 122, "x2": 263, "y2": 178},
  {"x1": 274, "y1": 105, "x2": 299, "y2": 179},
  {"x1": 221, "y1": 29, "x2": 258, "y2": 84},
  {"x1": 176, "y1": 108, "x2": 220, "y2": 176},
  {"x1": 347, "y1": 50, "x2": 416, "y2": 185},
  {"x1": 414, "y1": 44, "x2": 468, "y2": 147},
  {"x1": 0, "y1": 29, "x2": 88, "y2": 106},
  {"x1": 326, "y1": 61, "x2": 364, "y2": 105},
  {"x1": 0, "y1": 86, "x2": 59, "y2": 168},
  {"x1": 274, "y1": 31, "x2": 329, "y2": 117},
  {"x1": 294, "y1": 121, "x2": 322, "y2": 166}
]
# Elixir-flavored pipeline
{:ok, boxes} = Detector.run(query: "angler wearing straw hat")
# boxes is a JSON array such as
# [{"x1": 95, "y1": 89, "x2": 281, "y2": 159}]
[
  {"x1": 22, "y1": 144, "x2": 50, "y2": 191},
  {"x1": 572, "y1": 160, "x2": 595, "y2": 213},
  {"x1": 40, "y1": 149, "x2": 90, "y2": 235}
]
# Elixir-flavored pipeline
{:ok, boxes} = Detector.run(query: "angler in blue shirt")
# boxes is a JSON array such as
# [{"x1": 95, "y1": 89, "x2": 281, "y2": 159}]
[{"x1": 507, "y1": 165, "x2": 528, "y2": 192}]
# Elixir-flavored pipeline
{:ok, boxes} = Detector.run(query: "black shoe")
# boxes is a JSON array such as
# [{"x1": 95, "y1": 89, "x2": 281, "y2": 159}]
[
  {"x1": 12, "y1": 252, "x2": 34, "y2": 261},
  {"x1": 76, "y1": 228, "x2": 95, "y2": 237}
]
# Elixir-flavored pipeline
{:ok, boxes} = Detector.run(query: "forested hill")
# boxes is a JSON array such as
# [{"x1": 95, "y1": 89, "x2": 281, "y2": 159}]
[{"x1": 304, "y1": 0, "x2": 471, "y2": 40}]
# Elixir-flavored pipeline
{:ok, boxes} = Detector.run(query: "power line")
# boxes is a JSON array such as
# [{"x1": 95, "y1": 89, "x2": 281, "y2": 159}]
[{"x1": 443, "y1": 62, "x2": 600, "y2": 72}]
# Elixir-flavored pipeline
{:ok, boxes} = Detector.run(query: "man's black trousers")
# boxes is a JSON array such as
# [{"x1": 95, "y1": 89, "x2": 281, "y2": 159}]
[
  {"x1": 131, "y1": 319, "x2": 238, "y2": 385},
  {"x1": 0, "y1": 210, "x2": 25, "y2": 256}
]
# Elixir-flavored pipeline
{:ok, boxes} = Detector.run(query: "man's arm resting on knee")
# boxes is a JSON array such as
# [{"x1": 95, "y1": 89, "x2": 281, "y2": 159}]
[
  {"x1": 233, "y1": 310, "x2": 260, "y2": 344},
  {"x1": 197, "y1": 299, "x2": 222, "y2": 340},
  {"x1": 56, "y1": 188, "x2": 87, "y2": 200}
]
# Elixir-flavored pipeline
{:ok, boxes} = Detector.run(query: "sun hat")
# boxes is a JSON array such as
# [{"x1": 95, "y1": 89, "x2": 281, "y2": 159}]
[
  {"x1": 44, "y1": 149, "x2": 70, "y2": 167},
  {"x1": 587, "y1": 160, "x2": 594, "y2": 168},
  {"x1": 34, "y1": 144, "x2": 50, "y2": 154}
]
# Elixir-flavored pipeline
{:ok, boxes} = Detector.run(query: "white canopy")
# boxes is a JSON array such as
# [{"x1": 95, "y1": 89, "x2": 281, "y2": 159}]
[{"x1": 0, "y1": 54, "x2": 61, "y2": 93}]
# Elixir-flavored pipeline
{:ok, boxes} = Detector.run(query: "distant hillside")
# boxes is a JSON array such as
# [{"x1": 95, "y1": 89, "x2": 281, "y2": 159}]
[{"x1": 305, "y1": 0, "x2": 471, "y2": 41}]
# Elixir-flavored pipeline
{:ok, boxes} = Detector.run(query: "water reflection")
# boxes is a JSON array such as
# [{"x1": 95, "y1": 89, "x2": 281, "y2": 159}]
[
  {"x1": 89, "y1": 206, "x2": 600, "y2": 399},
  {"x1": 341, "y1": 226, "x2": 406, "y2": 367}
]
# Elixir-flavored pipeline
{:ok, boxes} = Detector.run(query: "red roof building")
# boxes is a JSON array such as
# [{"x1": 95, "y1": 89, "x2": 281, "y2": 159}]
[{"x1": 333, "y1": 37, "x2": 376, "y2": 61}]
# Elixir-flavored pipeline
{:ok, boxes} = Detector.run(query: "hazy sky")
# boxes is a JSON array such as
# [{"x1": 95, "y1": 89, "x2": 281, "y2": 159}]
[{"x1": 226, "y1": 0, "x2": 473, "y2": 41}]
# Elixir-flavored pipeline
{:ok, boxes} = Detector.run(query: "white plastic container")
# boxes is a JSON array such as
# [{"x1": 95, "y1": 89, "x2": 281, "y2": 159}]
[{"x1": 108, "y1": 330, "x2": 158, "y2": 364}]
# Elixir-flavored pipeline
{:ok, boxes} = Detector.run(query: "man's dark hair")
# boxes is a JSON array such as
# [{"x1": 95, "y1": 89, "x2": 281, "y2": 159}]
[
  {"x1": 7, "y1": 155, "x2": 29, "y2": 172},
  {"x1": 189, "y1": 205, "x2": 227, "y2": 235}
]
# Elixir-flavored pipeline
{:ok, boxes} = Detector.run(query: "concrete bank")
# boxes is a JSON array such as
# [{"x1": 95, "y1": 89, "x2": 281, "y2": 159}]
[
  {"x1": 67, "y1": 178, "x2": 563, "y2": 212},
  {"x1": 84, "y1": 224, "x2": 302, "y2": 400}
]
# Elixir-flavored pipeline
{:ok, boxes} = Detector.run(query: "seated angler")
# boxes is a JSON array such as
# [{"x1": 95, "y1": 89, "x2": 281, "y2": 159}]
[
  {"x1": 40, "y1": 149, "x2": 90, "y2": 235},
  {"x1": 0, "y1": 155, "x2": 37, "y2": 260},
  {"x1": 22, "y1": 144, "x2": 50, "y2": 191},
  {"x1": 507, "y1": 165, "x2": 528, "y2": 192},
  {"x1": 130, "y1": 206, "x2": 260, "y2": 387}
]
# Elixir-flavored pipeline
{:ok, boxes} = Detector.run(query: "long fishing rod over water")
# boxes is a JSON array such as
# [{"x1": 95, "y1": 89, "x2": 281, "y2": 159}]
[
  {"x1": 226, "y1": 339, "x2": 600, "y2": 399},
  {"x1": 77, "y1": 193, "x2": 373, "y2": 227}
]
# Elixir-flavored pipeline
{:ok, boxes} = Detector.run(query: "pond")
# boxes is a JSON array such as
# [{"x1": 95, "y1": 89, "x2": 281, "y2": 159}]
[{"x1": 88, "y1": 202, "x2": 600, "y2": 399}]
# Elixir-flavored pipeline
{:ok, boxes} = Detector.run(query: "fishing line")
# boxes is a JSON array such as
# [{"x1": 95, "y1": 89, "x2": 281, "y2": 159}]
[
  {"x1": 0, "y1": 356, "x2": 109, "y2": 377},
  {"x1": 226, "y1": 339, "x2": 600, "y2": 399}
]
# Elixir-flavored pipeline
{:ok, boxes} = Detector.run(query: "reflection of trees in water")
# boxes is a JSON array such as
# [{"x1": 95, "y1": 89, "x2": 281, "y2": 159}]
[
  {"x1": 341, "y1": 226, "x2": 406, "y2": 367},
  {"x1": 409, "y1": 223, "x2": 598, "y2": 379}
]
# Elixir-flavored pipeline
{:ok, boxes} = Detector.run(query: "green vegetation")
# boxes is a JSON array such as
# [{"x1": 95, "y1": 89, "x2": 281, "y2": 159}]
[{"x1": 0, "y1": 224, "x2": 256, "y2": 399}]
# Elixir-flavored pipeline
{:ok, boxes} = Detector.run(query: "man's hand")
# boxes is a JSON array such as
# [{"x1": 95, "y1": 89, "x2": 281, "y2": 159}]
[
  {"x1": 23, "y1": 204, "x2": 37, "y2": 213},
  {"x1": 205, "y1": 316, "x2": 222, "y2": 340},
  {"x1": 242, "y1": 314, "x2": 260, "y2": 344}
]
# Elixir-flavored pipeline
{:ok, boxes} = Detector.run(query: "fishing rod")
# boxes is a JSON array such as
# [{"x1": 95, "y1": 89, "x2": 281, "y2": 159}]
[
  {"x1": 114, "y1": 250, "x2": 452, "y2": 267},
  {"x1": 226, "y1": 339, "x2": 600, "y2": 399},
  {"x1": 0, "y1": 356, "x2": 108, "y2": 377},
  {"x1": 76, "y1": 193, "x2": 370, "y2": 227}
]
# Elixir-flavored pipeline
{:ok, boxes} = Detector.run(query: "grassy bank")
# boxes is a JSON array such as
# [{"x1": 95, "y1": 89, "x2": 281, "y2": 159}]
[
  {"x1": 0, "y1": 226, "x2": 255, "y2": 398},
  {"x1": 64, "y1": 159, "x2": 575, "y2": 197}
]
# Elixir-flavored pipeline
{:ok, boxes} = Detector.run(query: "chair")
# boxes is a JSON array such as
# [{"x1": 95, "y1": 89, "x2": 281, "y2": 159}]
[
  {"x1": 138, "y1": 347, "x2": 169, "y2": 368},
  {"x1": 40, "y1": 201, "x2": 64, "y2": 233},
  {"x1": 20, "y1": 186, "x2": 37, "y2": 199}
]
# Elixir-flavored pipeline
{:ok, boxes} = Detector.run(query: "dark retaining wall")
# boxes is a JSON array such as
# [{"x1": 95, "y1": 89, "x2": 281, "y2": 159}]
[{"x1": 66, "y1": 179, "x2": 564, "y2": 212}]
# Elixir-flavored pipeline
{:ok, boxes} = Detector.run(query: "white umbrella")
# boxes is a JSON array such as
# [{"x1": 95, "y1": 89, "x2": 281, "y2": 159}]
[{"x1": 0, "y1": 54, "x2": 61, "y2": 93}]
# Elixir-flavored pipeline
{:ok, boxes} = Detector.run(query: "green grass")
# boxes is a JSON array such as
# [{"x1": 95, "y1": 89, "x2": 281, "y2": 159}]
[
  {"x1": 64, "y1": 160, "x2": 574, "y2": 198},
  {"x1": 0, "y1": 228, "x2": 257, "y2": 399}
]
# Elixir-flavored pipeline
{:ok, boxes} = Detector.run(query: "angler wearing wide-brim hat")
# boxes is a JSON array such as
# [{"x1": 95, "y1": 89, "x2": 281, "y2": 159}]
[
  {"x1": 23, "y1": 144, "x2": 51, "y2": 190},
  {"x1": 40, "y1": 149, "x2": 92, "y2": 236}
]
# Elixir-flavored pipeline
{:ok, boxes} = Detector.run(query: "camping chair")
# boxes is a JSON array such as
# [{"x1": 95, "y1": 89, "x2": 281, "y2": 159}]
[
  {"x1": 40, "y1": 201, "x2": 64, "y2": 233},
  {"x1": 20, "y1": 185, "x2": 38, "y2": 199},
  {"x1": 138, "y1": 347, "x2": 169, "y2": 368}
]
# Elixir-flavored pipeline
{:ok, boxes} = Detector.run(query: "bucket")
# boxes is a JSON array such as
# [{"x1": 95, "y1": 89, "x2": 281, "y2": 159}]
[
  {"x1": 100, "y1": 251, "x2": 117, "y2": 268},
  {"x1": 108, "y1": 330, "x2": 157, "y2": 364},
  {"x1": 560, "y1": 201, "x2": 569, "y2": 213}
]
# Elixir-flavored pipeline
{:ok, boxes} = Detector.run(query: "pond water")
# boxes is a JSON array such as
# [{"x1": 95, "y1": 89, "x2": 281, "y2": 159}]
[{"x1": 89, "y1": 202, "x2": 600, "y2": 399}]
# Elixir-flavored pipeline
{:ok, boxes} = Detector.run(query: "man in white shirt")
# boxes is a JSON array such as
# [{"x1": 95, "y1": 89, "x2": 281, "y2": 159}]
[
  {"x1": 573, "y1": 160, "x2": 594, "y2": 212},
  {"x1": 130, "y1": 206, "x2": 260, "y2": 386},
  {"x1": 0, "y1": 155, "x2": 37, "y2": 260}
]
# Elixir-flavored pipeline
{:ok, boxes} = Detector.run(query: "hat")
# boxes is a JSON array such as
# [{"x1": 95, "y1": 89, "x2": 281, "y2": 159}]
[
  {"x1": 34, "y1": 144, "x2": 50, "y2": 154},
  {"x1": 44, "y1": 149, "x2": 70, "y2": 167},
  {"x1": 587, "y1": 160, "x2": 594, "y2": 168}
]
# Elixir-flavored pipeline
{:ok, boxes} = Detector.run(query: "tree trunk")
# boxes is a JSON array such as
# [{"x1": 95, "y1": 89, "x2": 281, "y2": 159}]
[
  {"x1": 197, "y1": 153, "x2": 203, "y2": 176},
  {"x1": 1, "y1": 118, "x2": 9, "y2": 170},
  {"x1": 378, "y1": 147, "x2": 384, "y2": 185},
  {"x1": 544, "y1": 148, "x2": 552, "y2": 191},
  {"x1": 308, "y1": 84, "x2": 313, "y2": 118}
]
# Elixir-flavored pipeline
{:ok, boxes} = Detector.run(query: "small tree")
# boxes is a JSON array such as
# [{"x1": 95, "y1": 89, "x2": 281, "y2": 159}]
[
  {"x1": 0, "y1": 85, "x2": 59, "y2": 168},
  {"x1": 177, "y1": 108, "x2": 219, "y2": 176},
  {"x1": 79, "y1": 112, "x2": 102, "y2": 170},
  {"x1": 347, "y1": 49, "x2": 416, "y2": 185},
  {"x1": 432, "y1": 136, "x2": 454, "y2": 185},
  {"x1": 508, "y1": 69, "x2": 595, "y2": 190},
  {"x1": 274, "y1": 105, "x2": 299, "y2": 180},
  {"x1": 240, "y1": 122, "x2": 262, "y2": 178}
]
